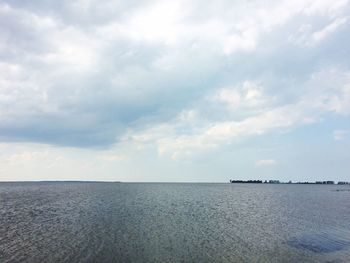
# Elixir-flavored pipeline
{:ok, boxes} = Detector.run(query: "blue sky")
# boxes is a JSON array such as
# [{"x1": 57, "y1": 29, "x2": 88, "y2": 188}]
[{"x1": 0, "y1": 0, "x2": 349, "y2": 182}]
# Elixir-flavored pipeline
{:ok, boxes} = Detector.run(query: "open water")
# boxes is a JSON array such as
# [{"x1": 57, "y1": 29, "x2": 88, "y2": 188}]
[{"x1": 0, "y1": 182, "x2": 350, "y2": 262}]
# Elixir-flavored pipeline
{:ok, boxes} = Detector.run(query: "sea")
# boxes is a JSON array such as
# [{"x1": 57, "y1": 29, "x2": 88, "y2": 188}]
[{"x1": 0, "y1": 182, "x2": 349, "y2": 262}]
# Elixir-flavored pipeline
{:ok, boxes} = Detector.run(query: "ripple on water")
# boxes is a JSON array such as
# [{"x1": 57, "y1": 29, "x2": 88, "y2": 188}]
[{"x1": 1, "y1": 183, "x2": 350, "y2": 262}]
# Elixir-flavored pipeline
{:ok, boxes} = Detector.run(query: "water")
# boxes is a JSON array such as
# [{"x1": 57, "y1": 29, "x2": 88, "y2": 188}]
[{"x1": 0, "y1": 182, "x2": 350, "y2": 262}]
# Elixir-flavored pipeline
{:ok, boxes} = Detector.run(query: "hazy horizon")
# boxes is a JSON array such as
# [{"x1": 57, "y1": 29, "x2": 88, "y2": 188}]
[{"x1": 1, "y1": 0, "x2": 350, "y2": 182}]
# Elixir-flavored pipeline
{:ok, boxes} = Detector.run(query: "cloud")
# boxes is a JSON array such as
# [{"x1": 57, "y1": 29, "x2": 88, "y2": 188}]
[
  {"x1": 289, "y1": 17, "x2": 349, "y2": 46},
  {"x1": 333, "y1": 130, "x2": 348, "y2": 140},
  {"x1": 312, "y1": 17, "x2": 348, "y2": 43},
  {"x1": 125, "y1": 67, "x2": 350, "y2": 159},
  {"x1": 214, "y1": 81, "x2": 271, "y2": 111},
  {"x1": 0, "y1": 0, "x2": 350, "y2": 153},
  {"x1": 255, "y1": 159, "x2": 277, "y2": 166}
]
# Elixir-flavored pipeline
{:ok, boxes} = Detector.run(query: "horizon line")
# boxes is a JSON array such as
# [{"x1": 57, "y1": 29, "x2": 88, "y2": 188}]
[{"x1": 0, "y1": 180, "x2": 349, "y2": 184}]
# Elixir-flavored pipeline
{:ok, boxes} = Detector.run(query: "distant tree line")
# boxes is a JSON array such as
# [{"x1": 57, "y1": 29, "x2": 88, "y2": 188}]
[
  {"x1": 230, "y1": 180, "x2": 262, "y2": 183},
  {"x1": 229, "y1": 180, "x2": 349, "y2": 184}
]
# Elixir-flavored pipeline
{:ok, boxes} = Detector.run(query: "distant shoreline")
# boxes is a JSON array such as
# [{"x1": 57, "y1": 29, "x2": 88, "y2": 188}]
[{"x1": 229, "y1": 179, "x2": 349, "y2": 185}]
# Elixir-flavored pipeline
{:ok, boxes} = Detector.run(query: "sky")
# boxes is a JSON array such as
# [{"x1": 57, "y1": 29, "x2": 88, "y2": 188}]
[{"x1": 0, "y1": 0, "x2": 350, "y2": 182}]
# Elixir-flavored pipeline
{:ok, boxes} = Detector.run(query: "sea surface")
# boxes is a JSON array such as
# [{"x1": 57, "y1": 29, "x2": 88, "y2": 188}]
[{"x1": 0, "y1": 182, "x2": 350, "y2": 263}]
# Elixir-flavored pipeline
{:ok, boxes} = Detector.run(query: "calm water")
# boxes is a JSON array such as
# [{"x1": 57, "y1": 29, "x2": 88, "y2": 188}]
[{"x1": 0, "y1": 182, "x2": 350, "y2": 262}]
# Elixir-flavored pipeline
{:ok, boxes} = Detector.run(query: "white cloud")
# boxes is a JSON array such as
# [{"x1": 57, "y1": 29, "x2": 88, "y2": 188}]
[
  {"x1": 333, "y1": 130, "x2": 348, "y2": 140},
  {"x1": 312, "y1": 17, "x2": 348, "y2": 42},
  {"x1": 124, "y1": 68, "x2": 350, "y2": 159},
  {"x1": 306, "y1": 69, "x2": 350, "y2": 114},
  {"x1": 255, "y1": 159, "x2": 277, "y2": 166},
  {"x1": 303, "y1": 0, "x2": 349, "y2": 16},
  {"x1": 222, "y1": 28, "x2": 258, "y2": 55},
  {"x1": 152, "y1": 103, "x2": 310, "y2": 158},
  {"x1": 289, "y1": 17, "x2": 348, "y2": 46},
  {"x1": 215, "y1": 81, "x2": 271, "y2": 111},
  {"x1": 0, "y1": 0, "x2": 350, "y2": 181},
  {"x1": 1, "y1": 0, "x2": 350, "y2": 154}
]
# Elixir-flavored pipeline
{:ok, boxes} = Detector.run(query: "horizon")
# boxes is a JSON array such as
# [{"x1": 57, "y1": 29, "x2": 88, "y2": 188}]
[
  {"x1": 1, "y1": 0, "x2": 350, "y2": 182},
  {"x1": 0, "y1": 179, "x2": 348, "y2": 184}
]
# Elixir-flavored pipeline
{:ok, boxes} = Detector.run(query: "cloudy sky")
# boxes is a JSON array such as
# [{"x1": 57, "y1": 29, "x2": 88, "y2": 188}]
[{"x1": 1, "y1": 0, "x2": 350, "y2": 182}]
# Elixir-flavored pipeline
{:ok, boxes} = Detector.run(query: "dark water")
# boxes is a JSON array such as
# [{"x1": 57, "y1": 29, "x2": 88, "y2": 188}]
[{"x1": 0, "y1": 183, "x2": 350, "y2": 262}]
